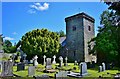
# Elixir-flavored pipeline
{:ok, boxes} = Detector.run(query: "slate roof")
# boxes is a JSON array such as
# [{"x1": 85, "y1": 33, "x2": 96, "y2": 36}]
[{"x1": 60, "y1": 37, "x2": 66, "y2": 47}]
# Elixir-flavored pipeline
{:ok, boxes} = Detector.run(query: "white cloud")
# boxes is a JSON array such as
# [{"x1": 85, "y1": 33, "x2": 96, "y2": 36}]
[
  {"x1": 28, "y1": 9, "x2": 36, "y2": 14},
  {"x1": 4, "y1": 37, "x2": 14, "y2": 41},
  {"x1": 30, "y1": 2, "x2": 49, "y2": 11},
  {"x1": 12, "y1": 32, "x2": 17, "y2": 35}
]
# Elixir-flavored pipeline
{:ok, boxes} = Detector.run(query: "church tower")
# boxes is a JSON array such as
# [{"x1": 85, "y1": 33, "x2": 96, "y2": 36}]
[{"x1": 65, "y1": 12, "x2": 96, "y2": 62}]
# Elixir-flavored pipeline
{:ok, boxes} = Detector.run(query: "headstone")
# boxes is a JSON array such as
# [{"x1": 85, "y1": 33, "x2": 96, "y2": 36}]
[
  {"x1": 23, "y1": 53, "x2": 27, "y2": 63},
  {"x1": 102, "y1": 62, "x2": 105, "y2": 71},
  {"x1": 87, "y1": 62, "x2": 91, "y2": 69},
  {"x1": 17, "y1": 63, "x2": 25, "y2": 71},
  {"x1": 64, "y1": 57, "x2": 68, "y2": 66},
  {"x1": 59, "y1": 56, "x2": 63, "y2": 67},
  {"x1": 74, "y1": 60, "x2": 78, "y2": 65},
  {"x1": 28, "y1": 66, "x2": 35, "y2": 77},
  {"x1": 1, "y1": 60, "x2": 13, "y2": 77},
  {"x1": 92, "y1": 61, "x2": 95, "y2": 68},
  {"x1": 45, "y1": 58, "x2": 52, "y2": 70},
  {"x1": 43, "y1": 55, "x2": 46, "y2": 65},
  {"x1": 55, "y1": 71, "x2": 67, "y2": 78},
  {"x1": 52, "y1": 55, "x2": 56, "y2": 64},
  {"x1": 99, "y1": 66, "x2": 102, "y2": 72},
  {"x1": 30, "y1": 60, "x2": 33, "y2": 64},
  {"x1": 33, "y1": 55, "x2": 38, "y2": 67},
  {"x1": 79, "y1": 62, "x2": 87, "y2": 76}
]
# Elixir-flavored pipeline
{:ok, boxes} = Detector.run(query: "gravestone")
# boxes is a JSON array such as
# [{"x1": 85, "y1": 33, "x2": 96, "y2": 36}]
[
  {"x1": 55, "y1": 71, "x2": 67, "y2": 78},
  {"x1": 59, "y1": 56, "x2": 63, "y2": 67},
  {"x1": 45, "y1": 58, "x2": 52, "y2": 70},
  {"x1": 1, "y1": 60, "x2": 13, "y2": 77},
  {"x1": 23, "y1": 53, "x2": 27, "y2": 63},
  {"x1": 28, "y1": 66, "x2": 35, "y2": 77},
  {"x1": 99, "y1": 66, "x2": 102, "y2": 72},
  {"x1": 74, "y1": 60, "x2": 78, "y2": 65},
  {"x1": 43, "y1": 55, "x2": 46, "y2": 65},
  {"x1": 79, "y1": 62, "x2": 87, "y2": 76},
  {"x1": 102, "y1": 62, "x2": 105, "y2": 71},
  {"x1": 33, "y1": 55, "x2": 38, "y2": 67},
  {"x1": 64, "y1": 57, "x2": 68, "y2": 66},
  {"x1": 92, "y1": 61, "x2": 95, "y2": 68},
  {"x1": 17, "y1": 63, "x2": 25, "y2": 71},
  {"x1": 52, "y1": 55, "x2": 56, "y2": 64},
  {"x1": 30, "y1": 60, "x2": 33, "y2": 64}
]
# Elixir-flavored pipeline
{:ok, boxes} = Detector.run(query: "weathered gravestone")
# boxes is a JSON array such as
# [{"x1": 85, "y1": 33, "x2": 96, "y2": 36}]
[
  {"x1": 30, "y1": 60, "x2": 33, "y2": 64},
  {"x1": 35, "y1": 74, "x2": 49, "y2": 79},
  {"x1": 43, "y1": 55, "x2": 46, "y2": 65},
  {"x1": 28, "y1": 66, "x2": 35, "y2": 77},
  {"x1": 79, "y1": 62, "x2": 87, "y2": 76},
  {"x1": 64, "y1": 57, "x2": 68, "y2": 66},
  {"x1": 1, "y1": 60, "x2": 13, "y2": 77},
  {"x1": 99, "y1": 66, "x2": 102, "y2": 72},
  {"x1": 55, "y1": 71, "x2": 67, "y2": 78},
  {"x1": 45, "y1": 58, "x2": 52, "y2": 70},
  {"x1": 59, "y1": 56, "x2": 63, "y2": 67},
  {"x1": 33, "y1": 55, "x2": 38, "y2": 67},
  {"x1": 52, "y1": 55, "x2": 56, "y2": 64},
  {"x1": 92, "y1": 61, "x2": 95, "y2": 68},
  {"x1": 17, "y1": 63, "x2": 25, "y2": 71},
  {"x1": 102, "y1": 62, "x2": 106, "y2": 71},
  {"x1": 74, "y1": 60, "x2": 78, "y2": 65}
]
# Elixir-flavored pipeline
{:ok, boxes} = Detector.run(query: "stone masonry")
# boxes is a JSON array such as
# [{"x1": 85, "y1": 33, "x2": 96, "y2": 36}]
[{"x1": 62, "y1": 12, "x2": 96, "y2": 62}]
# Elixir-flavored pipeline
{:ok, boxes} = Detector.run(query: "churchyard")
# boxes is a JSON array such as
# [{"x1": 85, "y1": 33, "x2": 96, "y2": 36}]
[{"x1": 0, "y1": 54, "x2": 120, "y2": 78}]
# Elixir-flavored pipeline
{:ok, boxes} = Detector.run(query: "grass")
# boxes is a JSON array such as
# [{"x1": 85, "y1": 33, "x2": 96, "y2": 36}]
[{"x1": 11, "y1": 63, "x2": 119, "y2": 78}]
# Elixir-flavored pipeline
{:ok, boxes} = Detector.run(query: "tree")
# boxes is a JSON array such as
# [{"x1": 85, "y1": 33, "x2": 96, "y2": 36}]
[
  {"x1": 56, "y1": 30, "x2": 66, "y2": 37},
  {"x1": 3, "y1": 40, "x2": 17, "y2": 53},
  {"x1": 105, "y1": 2, "x2": 120, "y2": 67},
  {"x1": 21, "y1": 29, "x2": 60, "y2": 62}
]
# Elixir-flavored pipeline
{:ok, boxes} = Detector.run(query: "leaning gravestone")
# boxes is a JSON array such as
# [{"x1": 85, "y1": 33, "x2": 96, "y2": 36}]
[
  {"x1": 64, "y1": 57, "x2": 68, "y2": 66},
  {"x1": 102, "y1": 62, "x2": 106, "y2": 71},
  {"x1": 52, "y1": 55, "x2": 56, "y2": 64},
  {"x1": 79, "y1": 62, "x2": 87, "y2": 76},
  {"x1": 55, "y1": 71, "x2": 67, "y2": 78},
  {"x1": 17, "y1": 63, "x2": 25, "y2": 71},
  {"x1": 59, "y1": 56, "x2": 63, "y2": 67},
  {"x1": 43, "y1": 55, "x2": 46, "y2": 65},
  {"x1": 99, "y1": 66, "x2": 102, "y2": 72},
  {"x1": 33, "y1": 55, "x2": 38, "y2": 67},
  {"x1": 28, "y1": 66, "x2": 35, "y2": 77},
  {"x1": 46, "y1": 58, "x2": 52, "y2": 70},
  {"x1": 1, "y1": 60, "x2": 13, "y2": 77}
]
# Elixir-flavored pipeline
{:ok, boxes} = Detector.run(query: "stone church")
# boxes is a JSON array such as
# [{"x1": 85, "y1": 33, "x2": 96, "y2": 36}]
[{"x1": 60, "y1": 12, "x2": 96, "y2": 63}]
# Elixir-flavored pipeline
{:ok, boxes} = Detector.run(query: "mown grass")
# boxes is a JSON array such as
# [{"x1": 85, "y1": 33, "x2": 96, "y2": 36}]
[{"x1": 12, "y1": 63, "x2": 119, "y2": 78}]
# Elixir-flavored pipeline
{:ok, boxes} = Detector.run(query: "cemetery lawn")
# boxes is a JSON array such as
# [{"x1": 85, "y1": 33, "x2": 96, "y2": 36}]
[{"x1": 12, "y1": 63, "x2": 119, "y2": 78}]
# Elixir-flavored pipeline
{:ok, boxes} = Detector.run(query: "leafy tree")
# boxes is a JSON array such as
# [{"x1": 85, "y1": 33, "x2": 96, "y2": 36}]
[
  {"x1": 89, "y1": 1, "x2": 120, "y2": 66},
  {"x1": 56, "y1": 30, "x2": 66, "y2": 37},
  {"x1": 21, "y1": 29, "x2": 60, "y2": 62},
  {"x1": 3, "y1": 40, "x2": 16, "y2": 53}
]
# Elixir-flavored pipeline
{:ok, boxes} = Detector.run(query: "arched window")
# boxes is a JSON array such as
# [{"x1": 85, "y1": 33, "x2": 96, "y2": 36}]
[{"x1": 88, "y1": 26, "x2": 91, "y2": 31}]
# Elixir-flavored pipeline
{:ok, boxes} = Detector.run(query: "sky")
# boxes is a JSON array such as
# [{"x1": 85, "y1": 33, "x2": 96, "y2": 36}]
[{"x1": 2, "y1": 2, "x2": 108, "y2": 44}]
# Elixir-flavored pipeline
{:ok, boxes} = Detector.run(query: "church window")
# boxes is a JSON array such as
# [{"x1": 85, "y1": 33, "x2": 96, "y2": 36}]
[
  {"x1": 72, "y1": 26, "x2": 76, "y2": 31},
  {"x1": 88, "y1": 26, "x2": 91, "y2": 31}
]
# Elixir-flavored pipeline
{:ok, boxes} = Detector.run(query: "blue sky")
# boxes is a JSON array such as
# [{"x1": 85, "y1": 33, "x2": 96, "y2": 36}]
[{"x1": 2, "y1": 2, "x2": 108, "y2": 44}]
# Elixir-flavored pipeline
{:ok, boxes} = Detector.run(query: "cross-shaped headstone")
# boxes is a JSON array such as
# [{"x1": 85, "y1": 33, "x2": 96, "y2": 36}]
[
  {"x1": 64, "y1": 57, "x2": 68, "y2": 66},
  {"x1": 59, "y1": 56, "x2": 63, "y2": 67},
  {"x1": 43, "y1": 55, "x2": 46, "y2": 65},
  {"x1": 52, "y1": 55, "x2": 56, "y2": 64},
  {"x1": 33, "y1": 55, "x2": 38, "y2": 67}
]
